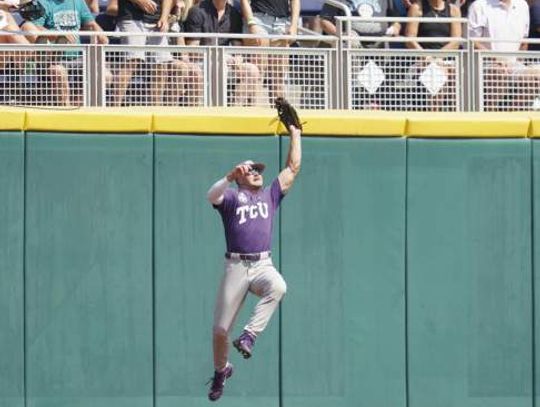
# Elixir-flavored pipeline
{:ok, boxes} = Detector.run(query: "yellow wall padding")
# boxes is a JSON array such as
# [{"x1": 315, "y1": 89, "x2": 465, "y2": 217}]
[
  {"x1": 25, "y1": 108, "x2": 153, "y2": 133},
  {"x1": 406, "y1": 113, "x2": 531, "y2": 138},
  {"x1": 153, "y1": 107, "x2": 277, "y2": 135},
  {"x1": 0, "y1": 109, "x2": 26, "y2": 131},
  {"x1": 153, "y1": 108, "x2": 407, "y2": 136},
  {"x1": 0, "y1": 108, "x2": 538, "y2": 138},
  {"x1": 529, "y1": 115, "x2": 540, "y2": 138},
  {"x1": 283, "y1": 111, "x2": 407, "y2": 136}
]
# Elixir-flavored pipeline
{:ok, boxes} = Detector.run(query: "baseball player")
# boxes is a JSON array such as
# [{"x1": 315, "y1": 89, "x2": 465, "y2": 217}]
[{"x1": 206, "y1": 124, "x2": 302, "y2": 401}]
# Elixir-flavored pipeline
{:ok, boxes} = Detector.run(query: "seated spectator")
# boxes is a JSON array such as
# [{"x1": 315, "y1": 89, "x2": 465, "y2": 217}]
[
  {"x1": 319, "y1": 0, "x2": 401, "y2": 48},
  {"x1": 469, "y1": 0, "x2": 539, "y2": 110},
  {"x1": 163, "y1": 0, "x2": 205, "y2": 106},
  {"x1": 240, "y1": 0, "x2": 299, "y2": 105},
  {"x1": 469, "y1": 0, "x2": 529, "y2": 51},
  {"x1": 184, "y1": 0, "x2": 263, "y2": 106},
  {"x1": 0, "y1": 1, "x2": 30, "y2": 44},
  {"x1": 405, "y1": 0, "x2": 461, "y2": 110},
  {"x1": 0, "y1": 4, "x2": 31, "y2": 105},
  {"x1": 406, "y1": 0, "x2": 461, "y2": 50},
  {"x1": 530, "y1": 0, "x2": 540, "y2": 50},
  {"x1": 21, "y1": 0, "x2": 109, "y2": 106},
  {"x1": 319, "y1": 0, "x2": 401, "y2": 109},
  {"x1": 113, "y1": 0, "x2": 184, "y2": 105}
]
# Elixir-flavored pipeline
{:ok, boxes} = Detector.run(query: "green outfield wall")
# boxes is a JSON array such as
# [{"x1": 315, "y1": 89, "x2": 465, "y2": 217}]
[{"x1": 0, "y1": 110, "x2": 539, "y2": 407}]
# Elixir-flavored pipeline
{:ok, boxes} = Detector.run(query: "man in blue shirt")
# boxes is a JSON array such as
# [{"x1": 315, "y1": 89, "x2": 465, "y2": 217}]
[{"x1": 22, "y1": 0, "x2": 108, "y2": 106}]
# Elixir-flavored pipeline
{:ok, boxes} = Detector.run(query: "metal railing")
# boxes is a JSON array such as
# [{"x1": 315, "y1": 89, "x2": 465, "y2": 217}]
[
  {"x1": 470, "y1": 39, "x2": 540, "y2": 111},
  {"x1": 0, "y1": 19, "x2": 538, "y2": 111}
]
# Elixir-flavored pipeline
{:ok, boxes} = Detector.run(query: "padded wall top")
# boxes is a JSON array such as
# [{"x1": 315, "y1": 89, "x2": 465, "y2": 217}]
[{"x1": 0, "y1": 107, "x2": 538, "y2": 137}]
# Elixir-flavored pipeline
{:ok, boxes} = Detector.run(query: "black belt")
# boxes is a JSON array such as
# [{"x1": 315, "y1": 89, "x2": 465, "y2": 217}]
[{"x1": 225, "y1": 251, "x2": 271, "y2": 261}]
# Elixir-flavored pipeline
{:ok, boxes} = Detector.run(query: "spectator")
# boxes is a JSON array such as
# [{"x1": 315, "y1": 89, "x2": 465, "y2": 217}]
[
  {"x1": 530, "y1": 0, "x2": 540, "y2": 50},
  {"x1": 468, "y1": 0, "x2": 529, "y2": 51},
  {"x1": 184, "y1": 0, "x2": 263, "y2": 105},
  {"x1": 113, "y1": 0, "x2": 182, "y2": 105},
  {"x1": 240, "y1": 0, "x2": 300, "y2": 105},
  {"x1": 469, "y1": 0, "x2": 539, "y2": 110},
  {"x1": 405, "y1": 0, "x2": 461, "y2": 110},
  {"x1": 0, "y1": 1, "x2": 30, "y2": 44},
  {"x1": 21, "y1": 0, "x2": 108, "y2": 106},
  {"x1": 166, "y1": 0, "x2": 205, "y2": 105},
  {"x1": 406, "y1": 0, "x2": 461, "y2": 50},
  {"x1": 185, "y1": 0, "x2": 242, "y2": 45},
  {"x1": 0, "y1": 4, "x2": 31, "y2": 105},
  {"x1": 319, "y1": 0, "x2": 400, "y2": 109},
  {"x1": 319, "y1": 0, "x2": 401, "y2": 48}
]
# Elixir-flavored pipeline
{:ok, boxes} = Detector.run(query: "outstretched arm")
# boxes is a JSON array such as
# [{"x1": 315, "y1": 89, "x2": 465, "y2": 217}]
[{"x1": 278, "y1": 125, "x2": 302, "y2": 194}]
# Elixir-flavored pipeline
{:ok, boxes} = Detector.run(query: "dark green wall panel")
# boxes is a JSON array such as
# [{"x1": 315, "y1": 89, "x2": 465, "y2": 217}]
[
  {"x1": 281, "y1": 138, "x2": 407, "y2": 407},
  {"x1": 154, "y1": 135, "x2": 280, "y2": 407},
  {"x1": 532, "y1": 140, "x2": 540, "y2": 407},
  {"x1": 1, "y1": 130, "x2": 538, "y2": 407},
  {"x1": 0, "y1": 132, "x2": 24, "y2": 407},
  {"x1": 25, "y1": 133, "x2": 153, "y2": 407},
  {"x1": 407, "y1": 139, "x2": 532, "y2": 407}
]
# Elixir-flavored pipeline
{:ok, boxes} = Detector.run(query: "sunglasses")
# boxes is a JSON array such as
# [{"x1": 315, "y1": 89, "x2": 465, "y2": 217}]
[{"x1": 247, "y1": 167, "x2": 262, "y2": 175}]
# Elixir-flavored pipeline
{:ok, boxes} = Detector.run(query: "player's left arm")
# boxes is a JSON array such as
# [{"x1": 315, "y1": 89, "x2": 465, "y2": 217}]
[{"x1": 278, "y1": 125, "x2": 302, "y2": 194}]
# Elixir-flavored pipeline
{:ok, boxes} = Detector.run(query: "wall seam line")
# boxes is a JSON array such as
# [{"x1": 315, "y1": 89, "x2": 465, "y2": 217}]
[
  {"x1": 152, "y1": 133, "x2": 157, "y2": 407},
  {"x1": 404, "y1": 138, "x2": 410, "y2": 407},
  {"x1": 23, "y1": 130, "x2": 28, "y2": 407},
  {"x1": 531, "y1": 139, "x2": 536, "y2": 407},
  {"x1": 278, "y1": 134, "x2": 284, "y2": 407}
]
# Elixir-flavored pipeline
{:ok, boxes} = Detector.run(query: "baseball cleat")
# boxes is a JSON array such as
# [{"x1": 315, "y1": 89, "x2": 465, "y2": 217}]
[
  {"x1": 233, "y1": 331, "x2": 256, "y2": 359},
  {"x1": 208, "y1": 363, "x2": 234, "y2": 402}
]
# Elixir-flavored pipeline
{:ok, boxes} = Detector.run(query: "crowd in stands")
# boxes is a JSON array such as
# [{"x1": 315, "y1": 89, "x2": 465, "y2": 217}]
[{"x1": 0, "y1": 0, "x2": 538, "y2": 107}]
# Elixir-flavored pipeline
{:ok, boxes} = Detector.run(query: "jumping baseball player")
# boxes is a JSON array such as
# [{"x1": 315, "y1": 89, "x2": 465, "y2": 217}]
[{"x1": 206, "y1": 123, "x2": 302, "y2": 401}]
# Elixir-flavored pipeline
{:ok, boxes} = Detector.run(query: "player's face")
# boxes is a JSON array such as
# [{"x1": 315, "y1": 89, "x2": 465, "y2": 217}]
[{"x1": 239, "y1": 167, "x2": 264, "y2": 188}]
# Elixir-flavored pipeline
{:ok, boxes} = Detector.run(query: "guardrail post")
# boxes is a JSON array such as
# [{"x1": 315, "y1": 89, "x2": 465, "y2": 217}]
[
  {"x1": 86, "y1": 44, "x2": 104, "y2": 107},
  {"x1": 208, "y1": 37, "x2": 221, "y2": 106},
  {"x1": 329, "y1": 47, "x2": 339, "y2": 109},
  {"x1": 336, "y1": 19, "x2": 348, "y2": 109},
  {"x1": 464, "y1": 28, "x2": 473, "y2": 112}
]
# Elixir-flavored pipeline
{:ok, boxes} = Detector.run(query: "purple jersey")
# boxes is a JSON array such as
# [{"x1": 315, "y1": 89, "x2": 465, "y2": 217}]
[{"x1": 214, "y1": 178, "x2": 285, "y2": 253}]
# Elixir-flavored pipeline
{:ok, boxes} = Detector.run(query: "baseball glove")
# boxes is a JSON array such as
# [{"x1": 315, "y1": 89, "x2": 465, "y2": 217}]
[{"x1": 274, "y1": 97, "x2": 303, "y2": 131}]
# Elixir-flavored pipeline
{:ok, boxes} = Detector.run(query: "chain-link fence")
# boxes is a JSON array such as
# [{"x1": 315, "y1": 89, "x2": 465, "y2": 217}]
[
  {"x1": 101, "y1": 45, "x2": 208, "y2": 107},
  {"x1": 475, "y1": 51, "x2": 540, "y2": 112},
  {"x1": 0, "y1": 26, "x2": 539, "y2": 110},
  {"x1": 345, "y1": 50, "x2": 464, "y2": 111},
  {"x1": 221, "y1": 46, "x2": 333, "y2": 109},
  {"x1": 0, "y1": 45, "x2": 87, "y2": 107}
]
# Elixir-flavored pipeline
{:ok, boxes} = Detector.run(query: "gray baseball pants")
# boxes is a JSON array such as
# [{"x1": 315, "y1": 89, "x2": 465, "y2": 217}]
[{"x1": 213, "y1": 257, "x2": 287, "y2": 370}]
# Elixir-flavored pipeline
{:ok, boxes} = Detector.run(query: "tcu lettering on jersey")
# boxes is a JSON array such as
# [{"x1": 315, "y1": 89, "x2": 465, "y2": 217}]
[{"x1": 236, "y1": 202, "x2": 269, "y2": 225}]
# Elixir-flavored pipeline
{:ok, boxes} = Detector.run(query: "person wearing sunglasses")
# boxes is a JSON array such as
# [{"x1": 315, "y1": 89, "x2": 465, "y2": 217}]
[{"x1": 205, "y1": 124, "x2": 302, "y2": 401}]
